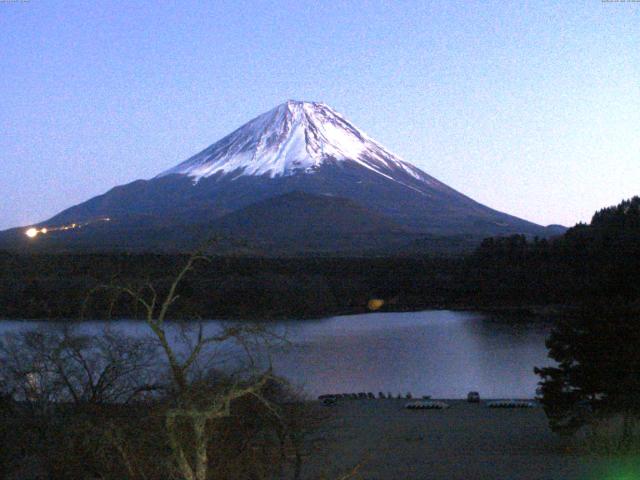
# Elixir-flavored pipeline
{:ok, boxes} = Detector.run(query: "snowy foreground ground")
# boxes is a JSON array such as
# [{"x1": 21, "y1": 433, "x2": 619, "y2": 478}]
[{"x1": 300, "y1": 399, "x2": 637, "y2": 480}]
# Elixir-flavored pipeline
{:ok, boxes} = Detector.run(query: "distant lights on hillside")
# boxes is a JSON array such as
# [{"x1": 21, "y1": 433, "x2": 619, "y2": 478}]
[
  {"x1": 24, "y1": 217, "x2": 111, "y2": 239},
  {"x1": 25, "y1": 227, "x2": 49, "y2": 238}
]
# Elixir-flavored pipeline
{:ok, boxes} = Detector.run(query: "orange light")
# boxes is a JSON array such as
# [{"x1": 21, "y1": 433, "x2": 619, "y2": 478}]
[{"x1": 367, "y1": 299, "x2": 385, "y2": 311}]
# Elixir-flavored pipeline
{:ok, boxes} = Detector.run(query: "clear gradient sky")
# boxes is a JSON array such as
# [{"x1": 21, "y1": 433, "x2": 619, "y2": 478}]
[{"x1": 1, "y1": 0, "x2": 638, "y2": 230}]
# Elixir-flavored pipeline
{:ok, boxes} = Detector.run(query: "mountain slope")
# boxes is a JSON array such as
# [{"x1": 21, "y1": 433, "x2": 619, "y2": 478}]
[{"x1": 210, "y1": 191, "x2": 414, "y2": 254}]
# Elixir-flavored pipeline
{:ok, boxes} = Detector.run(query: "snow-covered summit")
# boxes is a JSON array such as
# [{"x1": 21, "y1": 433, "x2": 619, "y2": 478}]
[{"x1": 158, "y1": 100, "x2": 428, "y2": 182}]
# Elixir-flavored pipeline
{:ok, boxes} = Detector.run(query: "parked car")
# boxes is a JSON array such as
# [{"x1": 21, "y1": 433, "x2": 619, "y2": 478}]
[{"x1": 467, "y1": 391, "x2": 480, "y2": 403}]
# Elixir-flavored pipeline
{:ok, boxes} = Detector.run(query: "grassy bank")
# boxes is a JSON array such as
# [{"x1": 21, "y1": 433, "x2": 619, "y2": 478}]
[{"x1": 303, "y1": 399, "x2": 637, "y2": 480}]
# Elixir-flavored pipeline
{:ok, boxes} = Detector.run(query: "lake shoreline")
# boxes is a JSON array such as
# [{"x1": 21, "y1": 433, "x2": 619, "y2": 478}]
[{"x1": 0, "y1": 303, "x2": 577, "y2": 323}]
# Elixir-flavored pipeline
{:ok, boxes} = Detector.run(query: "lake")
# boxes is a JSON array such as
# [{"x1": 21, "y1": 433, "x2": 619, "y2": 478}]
[{"x1": 0, "y1": 310, "x2": 553, "y2": 399}]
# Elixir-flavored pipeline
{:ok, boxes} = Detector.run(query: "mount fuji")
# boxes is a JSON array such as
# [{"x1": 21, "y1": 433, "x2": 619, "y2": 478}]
[{"x1": 1, "y1": 100, "x2": 561, "y2": 254}]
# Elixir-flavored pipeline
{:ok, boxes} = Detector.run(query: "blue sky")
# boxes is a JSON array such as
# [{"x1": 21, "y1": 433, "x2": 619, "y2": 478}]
[{"x1": 1, "y1": 0, "x2": 638, "y2": 230}]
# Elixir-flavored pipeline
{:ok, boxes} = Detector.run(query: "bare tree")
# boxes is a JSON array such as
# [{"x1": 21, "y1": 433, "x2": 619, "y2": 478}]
[
  {"x1": 0, "y1": 326, "x2": 163, "y2": 479},
  {"x1": 0, "y1": 249, "x2": 347, "y2": 480},
  {"x1": 89, "y1": 253, "x2": 288, "y2": 480},
  {"x1": 0, "y1": 326, "x2": 159, "y2": 408}
]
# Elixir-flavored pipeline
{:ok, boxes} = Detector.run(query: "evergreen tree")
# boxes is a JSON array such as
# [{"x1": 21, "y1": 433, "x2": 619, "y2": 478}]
[{"x1": 535, "y1": 306, "x2": 640, "y2": 437}]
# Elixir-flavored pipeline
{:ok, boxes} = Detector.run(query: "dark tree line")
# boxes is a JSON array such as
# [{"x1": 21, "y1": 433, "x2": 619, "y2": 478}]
[
  {"x1": 464, "y1": 196, "x2": 640, "y2": 308},
  {"x1": 1, "y1": 198, "x2": 639, "y2": 321},
  {"x1": 0, "y1": 253, "x2": 462, "y2": 320}
]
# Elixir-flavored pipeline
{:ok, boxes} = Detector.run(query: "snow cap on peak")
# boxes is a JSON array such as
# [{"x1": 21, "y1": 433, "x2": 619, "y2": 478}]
[{"x1": 158, "y1": 100, "x2": 425, "y2": 183}]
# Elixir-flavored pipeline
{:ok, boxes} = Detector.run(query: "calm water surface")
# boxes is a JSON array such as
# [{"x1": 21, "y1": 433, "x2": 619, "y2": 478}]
[{"x1": 0, "y1": 310, "x2": 552, "y2": 399}]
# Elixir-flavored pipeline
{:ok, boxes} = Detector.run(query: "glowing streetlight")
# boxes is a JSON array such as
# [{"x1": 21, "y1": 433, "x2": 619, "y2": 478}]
[{"x1": 25, "y1": 228, "x2": 38, "y2": 238}]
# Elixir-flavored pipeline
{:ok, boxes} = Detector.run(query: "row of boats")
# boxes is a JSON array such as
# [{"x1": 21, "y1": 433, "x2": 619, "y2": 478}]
[
  {"x1": 318, "y1": 392, "x2": 536, "y2": 409},
  {"x1": 405, "y1": 400, "x2": 536, "y2": 409},
  {"x1": 318, "y1": 392, "x2": 427, "y2": 402}
]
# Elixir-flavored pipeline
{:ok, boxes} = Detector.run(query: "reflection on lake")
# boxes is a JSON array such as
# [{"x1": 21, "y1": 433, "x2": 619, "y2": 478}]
[{"x1": 0, "y1": 310, "x2": 552, "y2": 399}]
